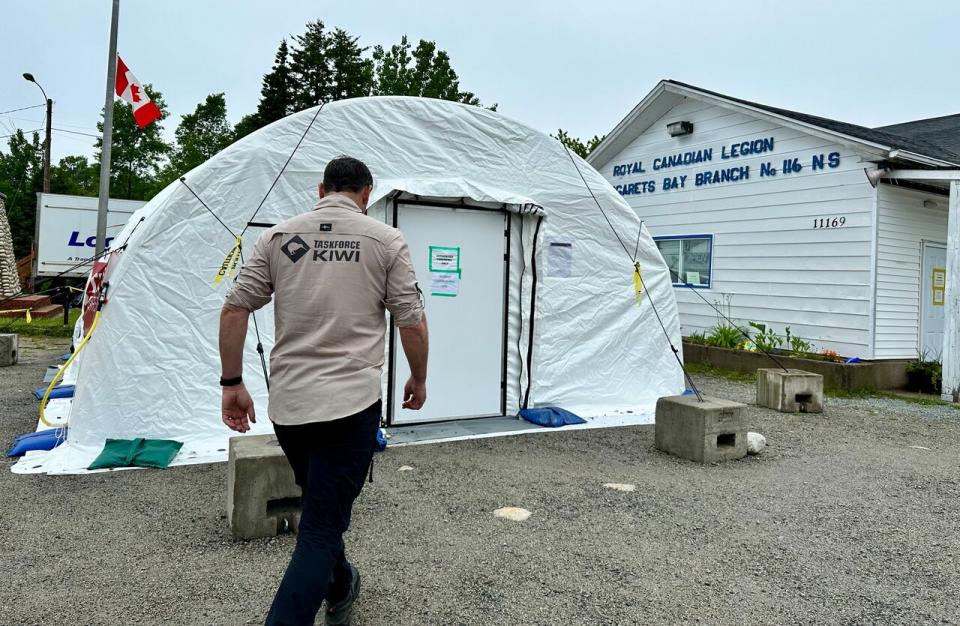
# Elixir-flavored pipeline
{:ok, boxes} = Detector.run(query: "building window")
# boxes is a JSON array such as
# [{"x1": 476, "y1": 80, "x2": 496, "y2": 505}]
[{"x1": 653, "y1": 235, "x2": 713, "y2": 288}]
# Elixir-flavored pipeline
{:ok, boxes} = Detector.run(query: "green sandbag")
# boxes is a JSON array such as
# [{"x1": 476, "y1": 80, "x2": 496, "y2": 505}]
[{"x1": 88, "y1": 438, "x2": 183, "y2": 470}]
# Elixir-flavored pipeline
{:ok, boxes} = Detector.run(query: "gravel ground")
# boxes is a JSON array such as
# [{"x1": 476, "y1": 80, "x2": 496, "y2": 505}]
[{"x1": 2, "y1": 339, "x2": 960, "y2": 625}]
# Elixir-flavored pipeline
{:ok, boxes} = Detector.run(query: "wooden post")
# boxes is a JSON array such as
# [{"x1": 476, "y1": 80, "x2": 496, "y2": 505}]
[{"x1": 942, "y1": 179, "x2": 960, "y2": 402}]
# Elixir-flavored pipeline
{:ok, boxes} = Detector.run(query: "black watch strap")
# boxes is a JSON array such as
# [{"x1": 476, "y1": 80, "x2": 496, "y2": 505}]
[{"x1": 220, "y1": 376, "x2": 243, "y2": 387}]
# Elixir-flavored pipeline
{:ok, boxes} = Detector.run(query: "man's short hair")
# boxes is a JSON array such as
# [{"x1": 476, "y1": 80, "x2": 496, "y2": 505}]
[{"x1": 323, "y1": 156, "x2": 373, "y2": 193}]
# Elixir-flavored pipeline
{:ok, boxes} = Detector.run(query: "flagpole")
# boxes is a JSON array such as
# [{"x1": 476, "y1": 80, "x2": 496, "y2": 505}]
[{"x1": 95, "y1": 0, "x2": 120, "y2": 258}]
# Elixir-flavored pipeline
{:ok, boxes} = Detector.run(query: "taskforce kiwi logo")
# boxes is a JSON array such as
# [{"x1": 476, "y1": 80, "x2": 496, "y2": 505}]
[{"x1": 281, "y1": 235, "x2": 310, "y2": 263}]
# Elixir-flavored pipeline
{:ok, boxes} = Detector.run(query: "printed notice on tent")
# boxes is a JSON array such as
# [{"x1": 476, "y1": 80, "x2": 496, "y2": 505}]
[
  {"x1": 686, "y1": 271, "x2": 700, "y2": 285},
  {"x1": 546, "y1": 236, "x2": 574, "y2": 278},
  {"x1": 429, "y1": 246, "x2": 460, "y2": 273},
  {"x1": 430, "y1": 271, "x2": 460, "y2": 297}
]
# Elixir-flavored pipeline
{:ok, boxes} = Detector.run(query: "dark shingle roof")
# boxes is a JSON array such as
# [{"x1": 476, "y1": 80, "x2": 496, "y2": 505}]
[
  {"x1": 875, "y1": 114, "x2": 960, "y2": 163},
  {"x1": 665, "y1": 80, "x2": 960, "y2": 165}
]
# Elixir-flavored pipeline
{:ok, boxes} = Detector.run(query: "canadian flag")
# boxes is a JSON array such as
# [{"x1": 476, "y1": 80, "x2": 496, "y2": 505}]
[{"x1": 115, "y1": 56, "x2": 162, "y2": 129}]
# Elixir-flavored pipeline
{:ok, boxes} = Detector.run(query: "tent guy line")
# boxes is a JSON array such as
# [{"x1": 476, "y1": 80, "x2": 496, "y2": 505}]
[
  {"x1": 678, "y1": 281, "x2": 790, "y2": 373},
  {"x1": 560, "y1": 143, "x2": 705, "y2": 402},
  {"x1": 239, "y1": 102, "x2": 327, "y2": 239},
  {"x1": 177, "y1": 177, "x2": 270, "y2": 390}
]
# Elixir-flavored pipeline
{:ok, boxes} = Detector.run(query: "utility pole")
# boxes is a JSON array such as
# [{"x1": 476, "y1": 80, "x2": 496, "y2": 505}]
[
  {"x1": 95, "y1": 0, "x2": 120, "y2": 258},
  {"x1": 43, "y1": 98, "x2": 51, "y2": 193},
  {"x1": 21, "y1": 74, "x2": 52, "y2": 193}
]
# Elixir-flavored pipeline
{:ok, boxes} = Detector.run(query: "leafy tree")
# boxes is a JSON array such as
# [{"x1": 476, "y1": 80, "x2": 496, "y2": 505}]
[
  {"x1": 167, "y1": 93, "x2": 234, "y2": 179},
  {"x1": 553, "y1": 129, "x2": 605, "y2": 159},
  {"x1": 0, "y1": 130, "x2": 43, "y2": 257},
  {"x1": 94, "y1": 84, "x2": 171, "y2": 200},
  {"x1": 372, "y1": 36, "x2": 481, "y2": 105},
  {"x1": 50, "y1": 155, "x2": 98, "y2": 197},
  {"x1": 235, "y1": 39, "x2": 294, "y2": 139}
]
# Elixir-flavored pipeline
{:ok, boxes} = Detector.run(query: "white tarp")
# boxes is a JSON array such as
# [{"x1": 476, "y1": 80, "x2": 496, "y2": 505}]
[{"x1": 15, "y1": 96, "x2": 683, "y2": 474}]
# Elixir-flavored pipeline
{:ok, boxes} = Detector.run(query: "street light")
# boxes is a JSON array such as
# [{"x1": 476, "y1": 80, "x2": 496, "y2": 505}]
[{"x1": 22, "y1": 72, "x2": 52, "y2": 194}]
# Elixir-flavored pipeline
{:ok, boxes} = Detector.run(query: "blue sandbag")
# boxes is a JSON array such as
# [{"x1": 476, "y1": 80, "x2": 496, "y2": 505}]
[
  {"x1": 519, "y1": 406, "x2": 587, "y2": 428},
  {"x1": 32, "y1": 385, "x2": 75, "y2": 400},
  {"x1": 375, "y1": 428, "x2": 388, "y2": 452},
  {"x1": 8, "y1": 428, "x2": 68, "y2": 457},
  {"x1": 61, "y1": 353, "x2": 71, "y2": 361}
]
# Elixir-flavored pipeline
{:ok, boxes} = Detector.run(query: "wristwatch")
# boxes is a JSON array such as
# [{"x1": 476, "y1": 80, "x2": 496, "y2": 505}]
[{"x1": 220, "y1": 376, "x2": 243, "y2": 387}]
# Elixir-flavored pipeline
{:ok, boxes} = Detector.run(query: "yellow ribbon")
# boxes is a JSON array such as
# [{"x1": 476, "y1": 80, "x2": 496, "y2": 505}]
[
  {"x1": 633, "y1": 262, "x2": 643, "y2": 305},
  {"x1": 213, "y1": 236, "x2": 243, "y2": 284},
  {"x1": 3, "y1": 308, "x2": 33, "y2": 323}
]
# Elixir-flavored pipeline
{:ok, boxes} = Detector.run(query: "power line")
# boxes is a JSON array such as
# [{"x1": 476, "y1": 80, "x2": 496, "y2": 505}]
[
  {"x1": 0, "y1": 103, "x2": 45, "y2": 116},
  {"x1": 0, "y1": 128, "x2": 42, "y2": 139},
  {"x1": 53, "y1": 127, "x2": 99, "y2": 138}
]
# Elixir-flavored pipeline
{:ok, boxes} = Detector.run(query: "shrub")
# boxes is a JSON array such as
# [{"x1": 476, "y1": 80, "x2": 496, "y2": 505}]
[
  {"x1": 748, "y1": 321, "x2": 783, "y2": 353},
  {"x1": 706, "y1": 324, "x2": 744, "y2": 349},
  {"x1": 906, "y1": 355, "x2": 942, "y2": 394}
]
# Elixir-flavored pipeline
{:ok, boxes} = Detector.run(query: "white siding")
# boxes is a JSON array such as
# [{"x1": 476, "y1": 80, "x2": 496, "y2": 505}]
[
  {"x1": 595, "y1": 98, "x2": 878, "y2": 358},
  {"x1": 874, "y1": 184, "x2": 949, "y2": 359}
]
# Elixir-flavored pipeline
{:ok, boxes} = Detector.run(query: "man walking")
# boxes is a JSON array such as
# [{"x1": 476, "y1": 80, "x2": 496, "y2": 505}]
[{"x1": 218, "y1": 156, "x2": 429, "y2": 625}]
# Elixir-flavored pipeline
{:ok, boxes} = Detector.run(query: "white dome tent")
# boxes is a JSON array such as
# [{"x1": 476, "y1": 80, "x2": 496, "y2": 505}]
[{"x1": 15, "y1": 97, "x2": 684, "y2": 475}]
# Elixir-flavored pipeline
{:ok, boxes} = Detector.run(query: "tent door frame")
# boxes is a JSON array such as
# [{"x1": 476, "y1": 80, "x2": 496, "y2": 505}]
[{"x1": 385, "y1": 197, "x2": 512, "y2": 426}]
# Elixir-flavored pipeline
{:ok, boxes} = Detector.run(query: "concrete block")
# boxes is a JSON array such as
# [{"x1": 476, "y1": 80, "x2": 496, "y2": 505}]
[
  {"x1": 227, "y1": 434, "x2": 301, "y2": 540},
  {"x1": 655, "y1": 395, "x2": 747, "y2": 463},
  {"x1": 0, "y1": 333, "x2": 18, "y2": 367},
  {"x1": 757, "y1": 368, "x2": 823, "y2": 413}
]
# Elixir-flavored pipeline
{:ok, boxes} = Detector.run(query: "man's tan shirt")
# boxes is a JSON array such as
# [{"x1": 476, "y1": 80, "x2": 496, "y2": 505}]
[{"x1": 225, "y1": 194, "x2": 423, "y2": 425}]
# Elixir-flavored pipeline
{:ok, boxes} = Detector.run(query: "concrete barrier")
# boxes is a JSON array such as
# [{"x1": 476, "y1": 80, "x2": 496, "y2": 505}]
[
  {"x1": 227, "y1": 434, "x2": 301, "y2": 540},
  {"x1": 0, "y1": 333, "x2": 18, "y2": 367},
  {"x1": 757, "y1": 368, "x2": 824, "y2": 413},
  {"x1": 655, "y1": 395, "x2": 747, "y2": 463}
]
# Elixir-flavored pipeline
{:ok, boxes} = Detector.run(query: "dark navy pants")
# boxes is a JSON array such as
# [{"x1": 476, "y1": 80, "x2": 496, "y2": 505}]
[{"x1": 265, "y1": 401, "x2": 380, "y2": 626}]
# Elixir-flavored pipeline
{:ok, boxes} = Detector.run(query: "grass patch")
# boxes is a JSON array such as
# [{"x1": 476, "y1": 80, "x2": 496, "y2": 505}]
[
  {"x1": 684, "y1": 361, "x2": 756, "y2": 384},
  {"x1": 0, "y1": 308, "x2": 79, "y2": 338},
  {"x1": 877, "y1": 391, "x2": 960, "y2": 410}
]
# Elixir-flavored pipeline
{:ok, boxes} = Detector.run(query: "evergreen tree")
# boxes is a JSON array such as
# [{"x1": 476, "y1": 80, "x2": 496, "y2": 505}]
[
  {"x1": 290, "y1": 20, "x2": 332, "y2": 110},
  {"x1": 94, "y1": 84, "x2": 171, "y2": 200},
  {"x1": 235, "y1": 39, "x2": 294, "y2": 139},
  {"x1": 168, "y1": 93, "x2": 234, "y2": 179},
  {"x1": 327, "y1": 28, "x2": 374, "y2": 100}
]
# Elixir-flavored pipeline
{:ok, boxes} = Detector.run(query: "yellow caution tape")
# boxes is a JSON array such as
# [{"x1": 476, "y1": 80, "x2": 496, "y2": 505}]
[
  {"x1": 633, "y1": 262, "x2": 644, "y2": 305},
  {"x1": 3, "y1": 308, "x2": 33, "y2": 323},
  {"x1": 213, "y1": 236, "x2": 243, "y2": 284}
]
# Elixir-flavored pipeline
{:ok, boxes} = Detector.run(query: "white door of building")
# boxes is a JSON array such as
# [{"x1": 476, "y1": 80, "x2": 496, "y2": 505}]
[
  {"x1": 920, "y1": 242, "x2": 947, "y2": 359},
  {"x1": 390, "y1": 204, "x2": 507, "y2": 424}
]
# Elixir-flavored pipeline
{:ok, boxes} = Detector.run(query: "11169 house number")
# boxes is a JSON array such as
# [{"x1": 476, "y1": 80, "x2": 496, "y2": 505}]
[{"x1": 812, "y1": 216, "x2": 846, "y2": 229}]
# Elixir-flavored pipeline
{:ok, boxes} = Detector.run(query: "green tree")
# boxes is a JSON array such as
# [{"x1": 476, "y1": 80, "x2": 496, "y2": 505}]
[
  {"x1": 289, "y1": 20, "x2": 332, "y2": 110},
  {"x1": 50, "y1": 155, "x2": 98, "y2": 197},
  {"x1": 167, "y1": 93, "x2": 234, "y2": 180},
  {"x1": 0, "y1": 130, "x2": 43, "y2": 258},
  {"x1": 327, "y1": 28, "x2": 374, "y2": 100},
  {"x1": 553, "y1": 129, "x2": 605, "y2": 159},
  {"x1": 235, "y1": 39, "x2": 294, "y2": 139},
  {"x1": 372, "y1": 36, "x2": 481, "y2": 105},
  {"x1": 94, "y1": 84, "x2": 171, "y2": 200}
]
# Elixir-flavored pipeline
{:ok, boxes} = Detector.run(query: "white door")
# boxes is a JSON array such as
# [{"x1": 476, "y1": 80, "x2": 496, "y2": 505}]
[
  {"x1": 391, "y1": 204, "x2": 507, "y2": 424},
  {"x1": 921, "y1": 242, "x2": 947, "y2": 359}
]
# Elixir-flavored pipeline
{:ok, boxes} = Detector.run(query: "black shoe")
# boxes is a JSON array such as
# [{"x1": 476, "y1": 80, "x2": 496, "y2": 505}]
[{"x1": 325, "y1": 564, "x2": 361, "y2": 626}]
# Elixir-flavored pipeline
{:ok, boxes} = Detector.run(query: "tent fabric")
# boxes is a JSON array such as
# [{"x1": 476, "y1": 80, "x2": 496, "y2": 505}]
[{"x1": 14, "y1": 96, "x2": 684, "y2": 475}]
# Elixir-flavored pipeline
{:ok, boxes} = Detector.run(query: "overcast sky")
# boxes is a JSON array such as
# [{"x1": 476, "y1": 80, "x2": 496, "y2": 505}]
[{"x1": 2, "y1": 0, "x2": 958, "y2": 164}]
